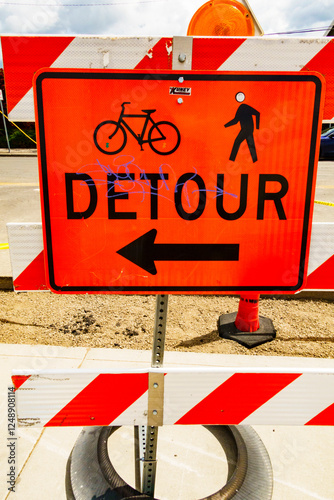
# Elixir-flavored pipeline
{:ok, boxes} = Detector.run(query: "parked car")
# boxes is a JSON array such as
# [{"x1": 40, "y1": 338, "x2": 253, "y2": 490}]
[{"x1": 320, "y1": 128, "x2": 334, "y2": 159}]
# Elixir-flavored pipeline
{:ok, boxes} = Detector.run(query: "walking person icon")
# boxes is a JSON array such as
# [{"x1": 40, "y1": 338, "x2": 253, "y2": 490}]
[{"x1": 224, "y1": 92, "x2": 260, "y2": 163}]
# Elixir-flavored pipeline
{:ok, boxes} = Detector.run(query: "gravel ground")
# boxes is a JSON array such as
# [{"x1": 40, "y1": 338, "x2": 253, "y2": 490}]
[{"x1": 0, "y1": 291, "x2": 333, "y2": 358}]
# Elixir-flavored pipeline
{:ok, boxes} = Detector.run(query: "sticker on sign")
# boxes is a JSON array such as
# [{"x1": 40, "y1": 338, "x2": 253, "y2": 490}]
[
  {"x1": 34, "y1": 69, "x2": 324, "y2": 294},
  {"x1": 169, "y1": 87, "x2": 191, "y2": 96}
]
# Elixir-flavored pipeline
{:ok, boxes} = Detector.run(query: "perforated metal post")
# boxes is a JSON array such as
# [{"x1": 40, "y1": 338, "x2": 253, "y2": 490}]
[
  {"x1": 151, "y1": 294, "x2": 168, "y2": 367},
  {"x1": 137, "y1": 42, "x2": 187, "y2": 495},
  {"x1": 139, "y1": 294, "x2": 168, "y2": 496}
]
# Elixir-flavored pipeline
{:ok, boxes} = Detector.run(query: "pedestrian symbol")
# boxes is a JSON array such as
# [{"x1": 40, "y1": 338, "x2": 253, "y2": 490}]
[{"x1": 224, "y1": 92, "x2": 260, "y2": 163}]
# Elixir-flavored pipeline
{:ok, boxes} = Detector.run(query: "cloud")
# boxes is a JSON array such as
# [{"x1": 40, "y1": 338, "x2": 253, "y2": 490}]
[
  {"x1": 53, "y1": 4, "x2": 125, "y2": 34},
  {"x1": 0, "y1": 0, "x2": 331, "y2": 37},
  {"x1": 0, "y1": 0, "x2": 198, "y2": 37},
  {"x1": 288, "y1": 2, "x2": 332, "y2": 30},
  {"x1": 252, "y1": 0, "x2": 332, "y2": 34},
  {"x1": 0, "y1": 3, "x2": 60, "y2": 33}
]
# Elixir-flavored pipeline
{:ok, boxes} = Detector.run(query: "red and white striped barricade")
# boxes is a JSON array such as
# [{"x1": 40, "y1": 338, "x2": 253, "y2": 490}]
[
  {"x1": 7, "y1": 221, "x2": 334, "y2": 292},
  {"x1": 1, "y1": 35, "x2": 334, "y2": 122},
  {"x1": 7, "y1": 223, "x2": 47, "y2": 292},
  {"x1": 12, "y1": 366, "x2": 334, "y2": 427},
  {"x1": 304, "y1": 222, "x2": 334, "y2": 291}
]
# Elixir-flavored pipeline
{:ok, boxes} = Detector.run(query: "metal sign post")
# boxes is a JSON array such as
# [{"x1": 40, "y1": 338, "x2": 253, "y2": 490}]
[
  {"x1": 0, "y1": 90, "x2": 11, "y2": 152},
  {"x1": 137, "y1": 294, "x2": 168, "y2": 496}
]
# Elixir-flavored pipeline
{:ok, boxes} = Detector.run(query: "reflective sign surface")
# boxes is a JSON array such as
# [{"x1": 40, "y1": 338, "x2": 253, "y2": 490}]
[{"x1": 34, "y1": 69, "x2": 324, "y2": 293}]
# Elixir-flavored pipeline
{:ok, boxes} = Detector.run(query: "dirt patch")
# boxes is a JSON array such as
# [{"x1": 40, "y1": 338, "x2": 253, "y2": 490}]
[
  {"x1": 52, "y1": 310, "x2": 101, "y2": 336},
  {"x1": 0, "y1": 291, "x2": 333, "y2": 358}
]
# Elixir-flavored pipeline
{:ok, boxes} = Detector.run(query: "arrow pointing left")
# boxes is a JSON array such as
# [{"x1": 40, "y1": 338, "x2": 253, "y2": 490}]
[{"x1": 117, "y1": 229, "x2": 240, "y2": 275}]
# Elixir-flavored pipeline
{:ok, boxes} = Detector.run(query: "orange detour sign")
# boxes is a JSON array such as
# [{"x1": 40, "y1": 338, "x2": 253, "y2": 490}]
[{"x1": 34, "y1": 69, "x2": 324, "y2": 294}]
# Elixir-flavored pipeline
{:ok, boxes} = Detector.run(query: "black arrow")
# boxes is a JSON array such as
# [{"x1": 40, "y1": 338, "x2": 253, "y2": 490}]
[{"x1": 117, "y1": 229, "x2": 239, "y2": 275}]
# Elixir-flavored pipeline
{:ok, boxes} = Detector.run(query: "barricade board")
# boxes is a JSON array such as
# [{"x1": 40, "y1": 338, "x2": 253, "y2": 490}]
[
  {"x1": 12, "y1": 367, "x2": 334, "y2": 427},
  {"x1": 2, "y1": 35, "x2": 334, "y2": 121},
  {"x1": 7, "y1": 221, "x2": 334, "y2": 292},
  {"x1": 35, "y1": 69, "x2": 324, "y2": 293}
]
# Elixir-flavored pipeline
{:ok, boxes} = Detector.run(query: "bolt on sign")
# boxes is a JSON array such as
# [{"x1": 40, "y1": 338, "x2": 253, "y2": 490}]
[{"x1": 34, "y1": 69, "x2": 324, "y2": 294}]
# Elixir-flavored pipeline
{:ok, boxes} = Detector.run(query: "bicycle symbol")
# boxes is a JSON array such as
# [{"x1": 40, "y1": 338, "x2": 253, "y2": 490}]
[{"x1": 93, "y1": 102, "x2": 181, "y2": 156}]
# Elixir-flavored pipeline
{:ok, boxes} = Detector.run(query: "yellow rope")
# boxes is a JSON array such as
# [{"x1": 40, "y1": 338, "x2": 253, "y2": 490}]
[
  {"x1": 0, "y1": 243, "x2": 9, "y2": 250},
  {"x1": 315, "y1": 200, "x2": 334, "y2": 207},
  {"x1": 0, "y1": 108, "x2": 37, "y2": 145}
]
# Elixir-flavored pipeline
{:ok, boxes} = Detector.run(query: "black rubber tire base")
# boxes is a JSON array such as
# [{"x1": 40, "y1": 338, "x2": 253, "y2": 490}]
[
  {"x1": 66, "y1": 425, "x2": 273, "y2": 499},
  {"x1": 218, "y1": 312, "x2": 276, "y2": 348}
]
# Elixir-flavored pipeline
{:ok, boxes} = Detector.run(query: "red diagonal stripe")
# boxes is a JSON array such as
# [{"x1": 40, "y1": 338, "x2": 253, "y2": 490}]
[
  {"x1": 12, "y1": 375, "x2": 31, "y2": 390},
  {"x1": 1, "y1": 36, "x2": 75, "y2": 114},
  {"x1": 302, "y1": 41, "x2": 334, "y2": 121},
  {"x1": 304, "y1": 254, "x2": 334, "y2": 291},
  {"x1": 135, "y1": 37, "x2": 173, "y2": 69},
  {"x1": 306, "y1": 402, "x2": 334, "y2": 426},
  {"x1": 14, "y1": 250, "x2": 48, "y2": 292},
  {"x1": 45, "y1": 373, "x2": 148, "y2": 427},
  {"x1": 175, "y1": 373, "x2": 301, "y2": 425},
  {"x1": 192, "y1": 37, "x2": 246, "y2": 70}
]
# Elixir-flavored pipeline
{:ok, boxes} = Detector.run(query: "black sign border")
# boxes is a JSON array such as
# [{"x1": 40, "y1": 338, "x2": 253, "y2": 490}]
[{"x1": 35, "y1": 71, "x2": 323, "y2": 293}]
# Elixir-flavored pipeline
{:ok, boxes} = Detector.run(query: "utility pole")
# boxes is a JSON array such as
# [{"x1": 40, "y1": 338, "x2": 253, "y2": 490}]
[
  {"x1": 325, "y1": 20, "x2": 334, "y2": 36},
  {"x1": 0, "y1": 89, "x2": 10, "y2": 152}
]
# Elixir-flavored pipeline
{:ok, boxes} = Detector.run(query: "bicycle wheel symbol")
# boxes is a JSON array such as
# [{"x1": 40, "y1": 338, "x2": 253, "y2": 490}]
[
  {"x1": 93, "y1": 121, "x2": 127, "y2": 155},
  {"x1": 148, "y1": 121, "x2": 180, "y2": 155},
  {"x1": 93, "y1": 107, "x2": 181, "y2": 156}
]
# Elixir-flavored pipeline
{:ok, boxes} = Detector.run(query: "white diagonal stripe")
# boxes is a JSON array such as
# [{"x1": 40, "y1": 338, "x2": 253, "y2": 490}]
[
  {"x1": 163, "y1": 371, "x2": 232, "y2": 424},
  {"x1": 111, "y1": 391, "x2": 149, "y2": 426},
  {"x1": 307, "y1": 222, "x2": 334, "y2": 275},
  {"x1": 8, "y1": 87, "x2": 34, "y2": 122},
  {"x1": 7, "y1": 223, "x2": 43, "y2": 280},
  {"x1": 241, "y1": 373, "x2": 334, "y2": 425},
  {"x1": 9, "y1": 36, "x2": 165, "y2": 121},
  {"x1": 16, "y1": 372, "x2": 97, "y2": 427},
  {"x1": 219, "y1": 38, "x2": 330, "y2": 71},
  {"x1": 51, "y1": 36, "x2": 163, "y2": 70}
]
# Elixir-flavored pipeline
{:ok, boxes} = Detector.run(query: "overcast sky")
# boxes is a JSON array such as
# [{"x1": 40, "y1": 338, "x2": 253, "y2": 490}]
[{"x1": 0, "y1": 0, "x2": 333, "y2": 66}]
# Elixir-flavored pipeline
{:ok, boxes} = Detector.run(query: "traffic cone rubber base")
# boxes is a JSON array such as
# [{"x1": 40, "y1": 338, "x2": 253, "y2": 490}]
[{"x1": 218, "y1": 312, "x2": 276, "y2": 349}]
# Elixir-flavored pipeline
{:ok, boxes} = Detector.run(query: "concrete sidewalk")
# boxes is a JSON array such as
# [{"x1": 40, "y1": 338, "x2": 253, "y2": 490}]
[{"x1": 1, "y1": 345, "x2": 334, "y2": 500}]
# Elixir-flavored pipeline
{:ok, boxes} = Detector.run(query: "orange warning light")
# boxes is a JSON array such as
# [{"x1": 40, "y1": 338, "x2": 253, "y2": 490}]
[{"x1": 187, "y1": 0, "x2": 255, "y2": 36}]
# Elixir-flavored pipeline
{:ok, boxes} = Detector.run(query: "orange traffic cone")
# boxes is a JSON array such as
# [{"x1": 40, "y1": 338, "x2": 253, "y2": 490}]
[
  {"x1": 234, "y1": 294, "x2": 260, "y2": 332},
  {"x1": 218, "y1": 293, "x2": 275, "y2": 348}
]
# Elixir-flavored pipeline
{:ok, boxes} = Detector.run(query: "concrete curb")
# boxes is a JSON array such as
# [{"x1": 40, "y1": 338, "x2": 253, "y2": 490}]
[
  {"x1": 263, "y1": 291, "x2": 334, "y2": 301},
  {"x1": 0, "y1": 148, "x2": 37, "y2": 156}
]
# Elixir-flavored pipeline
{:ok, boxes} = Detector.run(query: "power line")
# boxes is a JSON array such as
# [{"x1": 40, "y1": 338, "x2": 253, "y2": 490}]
[
  {"x1": 0, "y1": 0, "x2": 166, "y2": 5},
  {"x1": 265, "y1": 26, "x2": 331, "y2": 35}
]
